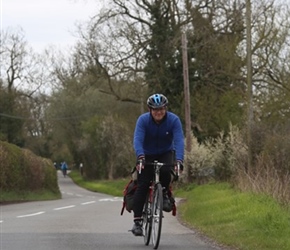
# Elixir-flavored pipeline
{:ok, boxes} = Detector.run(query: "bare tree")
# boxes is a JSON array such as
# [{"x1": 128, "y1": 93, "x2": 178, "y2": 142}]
[
  {"x1": 246, "y1": 0, "x2": 290, "y2": 124},
  {"x1": 0, "y1": 27, "x2": 54, "y2": 146}
]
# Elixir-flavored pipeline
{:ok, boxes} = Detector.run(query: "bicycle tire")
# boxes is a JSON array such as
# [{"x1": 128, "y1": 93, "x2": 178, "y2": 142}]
[
  {"x1": 63, "y1": 169, "x2": 67, "y2": 177},
  {"x1": 142, "y1": 191, "x2": 152, "y2": 245},
  {"x1": 151, "y1": 183, "x2": 163, "y2": 249}
]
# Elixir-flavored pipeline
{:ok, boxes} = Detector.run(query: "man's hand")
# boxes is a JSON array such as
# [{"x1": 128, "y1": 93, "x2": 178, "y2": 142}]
[
  {"x1": 136, "y1": 155, "x2": 145, "y2": 172},
  {"x1": 175, "y1": 160, "x2": 184, "y2": 173}
]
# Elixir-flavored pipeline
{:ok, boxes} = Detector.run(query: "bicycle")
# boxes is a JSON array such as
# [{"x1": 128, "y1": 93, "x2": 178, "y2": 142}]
[
  {"x1": 141, "y1": 160, "x2": 181, "y2": 249},
  {"x1": 62, "y1": 168, "x2": 67, "y2": 177}
]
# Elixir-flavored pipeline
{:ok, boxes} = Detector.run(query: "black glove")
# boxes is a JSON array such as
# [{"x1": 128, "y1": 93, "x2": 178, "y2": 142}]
[
  {"x1": 136, "y1": 155, "x2": 145, "y2": 172},
  {"x1": 175, "y1": 160, "x2": 184, "y2": 172}
]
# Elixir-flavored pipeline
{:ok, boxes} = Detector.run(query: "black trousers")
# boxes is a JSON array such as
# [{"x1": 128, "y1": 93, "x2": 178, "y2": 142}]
[{"x1": 133, "y1": 151, "x2": 175, "y2": 219}]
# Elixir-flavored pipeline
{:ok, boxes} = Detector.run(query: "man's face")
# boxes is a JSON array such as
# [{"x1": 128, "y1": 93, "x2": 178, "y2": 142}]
[{"x1": 150, "y1": 107, "x2": 167, "y2": 123}]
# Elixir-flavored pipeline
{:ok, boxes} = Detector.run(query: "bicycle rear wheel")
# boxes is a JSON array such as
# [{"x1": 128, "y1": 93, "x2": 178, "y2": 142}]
[
  {"x1": 151, "y1": 183, "x2": 163, "y2": 249},
  {"x1": 142, "y1": 191, "x2": 152, "y2": 245}
]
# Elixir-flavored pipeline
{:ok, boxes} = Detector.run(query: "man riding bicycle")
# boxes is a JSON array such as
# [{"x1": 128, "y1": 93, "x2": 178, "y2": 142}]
[{"x1": 132, "y1": 93, "x2": 185, "y2": 236}]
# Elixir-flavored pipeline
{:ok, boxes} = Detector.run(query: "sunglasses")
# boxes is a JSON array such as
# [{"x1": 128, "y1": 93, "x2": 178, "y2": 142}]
[{"x1": 151, "y1": 107, "x2": 166, "y2": 112}]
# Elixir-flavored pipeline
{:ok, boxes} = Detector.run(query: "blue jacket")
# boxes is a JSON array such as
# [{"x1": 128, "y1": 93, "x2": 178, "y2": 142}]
[
  {"x1": 133, "y1": 112, "x2": 184, "y2": 161},
  {"x1": 61, "y1": 162, "x2": 68, "y2": 170}
]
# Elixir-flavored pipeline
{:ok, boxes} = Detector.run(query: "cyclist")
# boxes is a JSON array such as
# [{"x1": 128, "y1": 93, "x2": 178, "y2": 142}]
[
  {"x1": 131, "y1": 93, "x2": 184, "y2": 236},
  {"x1": 61, "y1": 161, "x2": 68, "y2": 177}
]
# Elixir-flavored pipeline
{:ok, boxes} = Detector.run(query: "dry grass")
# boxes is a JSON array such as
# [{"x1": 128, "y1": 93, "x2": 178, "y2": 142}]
[{"x1": 234, "y1": 154, "x2": 290, "y2": 205}]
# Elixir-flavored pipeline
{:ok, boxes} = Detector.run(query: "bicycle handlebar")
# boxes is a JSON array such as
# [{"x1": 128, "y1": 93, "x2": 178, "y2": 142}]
[{"x1": 137, "y1": 160, "x2": 181, "y2": 177}]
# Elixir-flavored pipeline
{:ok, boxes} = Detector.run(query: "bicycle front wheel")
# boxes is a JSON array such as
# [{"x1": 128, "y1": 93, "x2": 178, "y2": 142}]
[
  {"x1": 151, "y1": 183, "x2": 163, "y2": 249},
  {"x1": 143, "y1": 191, "x2": 152, "y2": 245}
]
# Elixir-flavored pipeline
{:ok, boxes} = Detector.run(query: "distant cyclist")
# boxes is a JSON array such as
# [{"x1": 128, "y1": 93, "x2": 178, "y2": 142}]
[
  {"x1": 131, "y1": 93, "x2": 185, "y2": 236},
  {"x1": 61, "y1": 161, "x2": 68, "y2": 177}
]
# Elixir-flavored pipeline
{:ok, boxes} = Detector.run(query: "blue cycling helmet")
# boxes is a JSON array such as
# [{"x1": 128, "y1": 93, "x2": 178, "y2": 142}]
[{"x1": 147, "y1": 93, "x2": 168, "y2": 109}]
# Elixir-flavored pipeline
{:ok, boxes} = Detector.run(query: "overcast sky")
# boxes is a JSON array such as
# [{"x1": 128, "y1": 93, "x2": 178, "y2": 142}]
[
  {"x1": 1, "y1": 0, "x2": 289, "y2": 54},
  {"x1": 1, "y1": 0, "x2": 102, "y2": 53}
]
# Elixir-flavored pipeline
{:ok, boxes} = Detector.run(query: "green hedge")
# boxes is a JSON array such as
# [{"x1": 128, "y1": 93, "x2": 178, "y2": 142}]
[{"x1": 0, "y1": 141, "x2": 59, "y2": 194}]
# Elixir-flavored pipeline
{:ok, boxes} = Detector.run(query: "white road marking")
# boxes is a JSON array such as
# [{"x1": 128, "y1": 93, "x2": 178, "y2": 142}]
[
  {"x1": 99, "y1": 197, "x2": 122, "y2": 202},
  {"x1": 0, "y1": 220, "x2": 3, "y2": 223},
  {"x1": 81, "y1": 201, "x2": 96, "y2": 205},
  {"x1": 8, "y1": 198, "x2": 123, "y2": 221},
  {"x1": 17, "y1": 211, "x2": 45, "y2": 218},
  {"x1": 53, "y1": 205, "x2": 75, "y2": 210},
  {"x1": 60, "y1": 192, "x2": 93, "y2": 198}
]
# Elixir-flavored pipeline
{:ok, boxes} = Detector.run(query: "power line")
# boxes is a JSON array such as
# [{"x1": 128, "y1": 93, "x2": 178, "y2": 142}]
[{"x1": 0, "y1": 112, "x2": 91, "y2": 121}]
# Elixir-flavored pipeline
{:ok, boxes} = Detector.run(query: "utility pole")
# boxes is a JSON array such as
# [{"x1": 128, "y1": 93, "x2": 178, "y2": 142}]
[
  {"x1": 182, "y1": 31, "x2": 192, "y2": 182},
  {"x1": 246, "y1": 0, "x2": 253, "y2": 172}
]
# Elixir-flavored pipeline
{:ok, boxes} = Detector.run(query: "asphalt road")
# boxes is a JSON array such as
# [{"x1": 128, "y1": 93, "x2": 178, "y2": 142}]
[{"x1": 0, "y1": 171, "x2": 222, "y2": 250}]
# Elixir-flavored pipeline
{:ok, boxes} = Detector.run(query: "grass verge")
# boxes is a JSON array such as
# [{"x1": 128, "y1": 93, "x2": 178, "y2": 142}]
[
  {"x1": 175, "y1": 182, "x2": 290, "y2": 250},
  {"x1": 68, "y1": 171, "x2": 128, "y2": 197}
]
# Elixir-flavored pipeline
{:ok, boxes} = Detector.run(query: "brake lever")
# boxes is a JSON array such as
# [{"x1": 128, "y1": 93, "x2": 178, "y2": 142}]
[
  {"x1": 177, "y1": 161, "x2": 180, "y2": 177},
  {"x1": 138, "y1": 161, "x2": 142, "y2": 174}
]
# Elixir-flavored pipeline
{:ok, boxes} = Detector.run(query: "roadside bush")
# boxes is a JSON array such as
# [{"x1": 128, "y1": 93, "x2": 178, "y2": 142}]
[
  {"x1": 0, "y1": 141, "x2": 60, "y2": 194},
  {"x1": 0, "y1": 141, "x2": 25, "y2": 191},
  {"x1": 185, "y1": 122, "x2": 290, "y2": 206},
  {"x1": 21, "y1": 148, "x2": 45, "y2": 190},
  {"x1": 42, "y1": 158, "x2": 59, "y2": 193},
  {"x1": 185, "y1": 124, "x2": 247, "y2": 183},
  {"x1": 185, "y1": 133, "x2": 216, "y2": 184}
]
